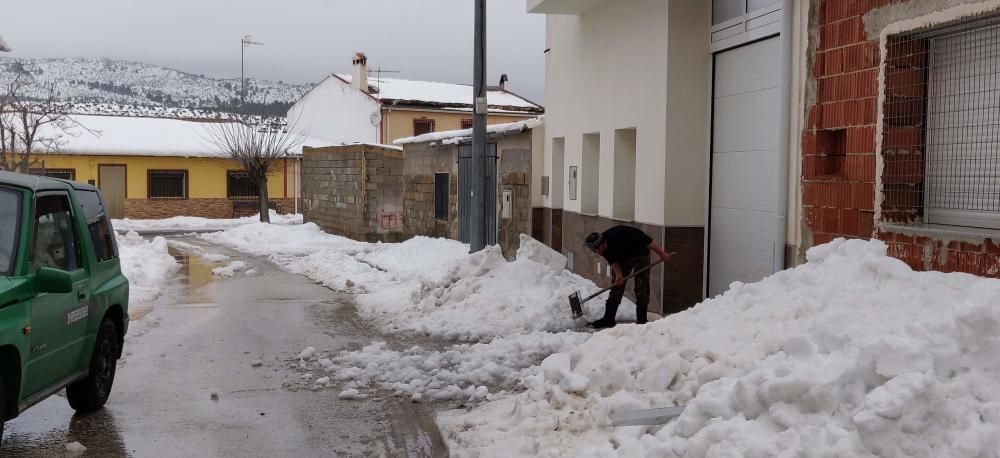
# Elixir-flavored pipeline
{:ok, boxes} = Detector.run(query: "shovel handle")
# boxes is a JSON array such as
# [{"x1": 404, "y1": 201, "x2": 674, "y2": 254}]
[{"x1": 582, "y1": 253, "x2": 674, "y2": 303}]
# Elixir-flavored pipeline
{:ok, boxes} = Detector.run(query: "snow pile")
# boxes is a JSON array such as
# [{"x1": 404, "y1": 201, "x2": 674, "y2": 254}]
[
  {"x1": 358, "y1": 236, "x2": 470, "y2": 284},
  {"x1": 438, "y1": 239, "x2": 1000, "y2": 457},
  {"x1": 205, "y1": 224, "x2": 630, "y2": 339},
  {"x1": 356, "y1": 244, "x2": 629, "y2": 339},
  {"x1": 116, "y1": 231, "x2": 179, "y2": 305},
  {"x1": 113, "y1": 211, "x2": 301, "y2": 233}
]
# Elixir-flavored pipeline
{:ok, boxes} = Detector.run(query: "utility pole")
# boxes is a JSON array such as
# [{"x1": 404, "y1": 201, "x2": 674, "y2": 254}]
[
  {"x1": 469, "y1": 0, "x2": 488, "y2": 253},
  {"x1": 241, "y1": 35, "x2": 263, "y2": 110}
]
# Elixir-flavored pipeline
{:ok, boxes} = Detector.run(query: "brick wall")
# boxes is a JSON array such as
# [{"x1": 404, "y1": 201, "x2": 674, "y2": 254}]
[
  {"x1": 300, "y1": 145, "x2": 405, "y2": 243},
  {"x1": 124, "y1": 198, "x2": 295, "y2": 219},
  {"x1": 804, "y1": 0, "x2": 1000, "y2": 277}
]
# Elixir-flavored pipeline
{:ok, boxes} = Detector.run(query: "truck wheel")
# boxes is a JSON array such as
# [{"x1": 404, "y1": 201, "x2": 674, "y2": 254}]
[{"x1": 67, "y1": 319, "x2": 119, "y2": 413}]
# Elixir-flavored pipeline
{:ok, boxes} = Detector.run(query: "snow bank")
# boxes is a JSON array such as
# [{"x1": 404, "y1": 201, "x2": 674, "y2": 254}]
[
  {"x1": 116, "y1": 231, "x2": 179, "y2": 305},
  {"x1": 113, "y1": 211, "x2": 301, "y2": 233},
  {"x1": 355, "y1": 245, "x2": 632, "y2": 339},
  {"x1": 438, "y1": 239, "x2": 1000, "y2": 457},
  {"x1": 205, "y1": 224, "x2": 630, "y2": 339}
]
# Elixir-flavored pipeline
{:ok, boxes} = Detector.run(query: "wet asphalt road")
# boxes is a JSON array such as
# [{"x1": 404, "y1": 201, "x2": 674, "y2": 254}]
[{"x1": 2, "y1": 237, "x2": 448, "y2": 457}]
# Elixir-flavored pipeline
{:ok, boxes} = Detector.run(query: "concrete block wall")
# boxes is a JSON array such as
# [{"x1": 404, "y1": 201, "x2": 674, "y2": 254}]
[
  {"x1": 301, "y1": 145, "x2": 405, "y2": 242},
  {"x1": 804, "y1": 0, "x2": 1000, "y2": 276},
  {"x1": 400, "y1": 131, "x2": 536, "y2": 257}
]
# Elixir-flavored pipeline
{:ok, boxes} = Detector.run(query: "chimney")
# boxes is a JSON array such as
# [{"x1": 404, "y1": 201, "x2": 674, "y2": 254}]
[
  {"x1": 499, "y1": 74, "x2": 510, "y2": 91},
  {"x1": 351, "y1": 52, "x2": 368, "y2": 92}
]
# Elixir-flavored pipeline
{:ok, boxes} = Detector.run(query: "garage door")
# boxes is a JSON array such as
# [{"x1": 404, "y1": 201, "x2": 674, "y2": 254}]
[{"x1": 709, "y1": 37, "x2": 780, "y2": 296}]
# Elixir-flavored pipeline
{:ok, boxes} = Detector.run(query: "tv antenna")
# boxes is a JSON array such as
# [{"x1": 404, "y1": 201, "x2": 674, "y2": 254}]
[{"x1": 367, "y1": 66, "x2": 400, "y2": 94}]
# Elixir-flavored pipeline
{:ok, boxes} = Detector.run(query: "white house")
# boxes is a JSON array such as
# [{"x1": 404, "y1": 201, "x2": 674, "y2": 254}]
[
  {"x1": 529, "y1": 0, "x2": 807, "y2": 315},
  {"x1": 287, "y1": 53, "x2": 544, "y2": 147}
]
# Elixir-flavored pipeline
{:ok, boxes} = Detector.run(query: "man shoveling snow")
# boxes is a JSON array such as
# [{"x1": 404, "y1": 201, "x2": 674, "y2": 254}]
[{"x1": 583, "y1": 226, "x2": 673, "y2": 329}]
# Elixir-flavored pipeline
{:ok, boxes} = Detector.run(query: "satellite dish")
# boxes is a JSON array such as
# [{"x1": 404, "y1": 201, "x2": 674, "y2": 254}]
[{"x1": 369, "y1": 110, "x2": 382, "y2": 127}]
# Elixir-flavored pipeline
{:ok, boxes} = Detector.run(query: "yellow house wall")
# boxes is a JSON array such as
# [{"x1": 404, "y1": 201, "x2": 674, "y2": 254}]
[
  {"x1": 385, "y1": 110, "x2": 534, "y2": 143},
  {"x1": 30, "y1": 154, "x2": 290, "y2": 199}
]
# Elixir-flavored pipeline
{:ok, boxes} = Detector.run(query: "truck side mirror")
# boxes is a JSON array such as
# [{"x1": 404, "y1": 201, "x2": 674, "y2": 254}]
[{"x1": 35, "y1": 267, "x2": 74, "y2": 294}]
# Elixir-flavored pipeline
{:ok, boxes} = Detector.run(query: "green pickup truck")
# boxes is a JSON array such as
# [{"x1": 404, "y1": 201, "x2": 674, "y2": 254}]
[{"x1": 0, "y1": 171, "x2": 129, "y2": 439}]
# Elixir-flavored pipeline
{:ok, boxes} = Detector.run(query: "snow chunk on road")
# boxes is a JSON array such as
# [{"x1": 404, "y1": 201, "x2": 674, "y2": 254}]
[
  {"x1": 297, "y1": 347, "x2": 316, "y2": 360},
  {"x1": 65, "y1": 441, "x2": 87, "y2": 455},
  {"x1": 438, "y1": 239, "x2": 1000, "y2": 457},
  {"x1": 116, "y1": 231, "x2": 179, "y2": 306},
  {"x1": 212, "y1": 260, "x2": 247, "y2": 278},
  {"x1": 338, "y1": 389, "x2": 362, "y2": 400},
  {"x1": 323, "y1": 332, "x2": 589, "y2": 401}
]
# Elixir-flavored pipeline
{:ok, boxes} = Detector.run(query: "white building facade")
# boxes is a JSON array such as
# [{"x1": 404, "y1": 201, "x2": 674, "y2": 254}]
[{"x1": 530, "y1": 0, "x2": 807, "y2": 314}]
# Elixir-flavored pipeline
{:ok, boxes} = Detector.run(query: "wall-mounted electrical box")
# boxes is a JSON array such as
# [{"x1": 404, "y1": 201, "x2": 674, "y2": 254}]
[{"x1": 501, "y1": 189, "x2": 513, "y2": 219}]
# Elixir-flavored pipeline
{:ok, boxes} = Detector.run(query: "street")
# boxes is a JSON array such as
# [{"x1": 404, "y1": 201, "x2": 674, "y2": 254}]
[{"x1": 2, "y1": 237, "x2": 447, "y2": 457}]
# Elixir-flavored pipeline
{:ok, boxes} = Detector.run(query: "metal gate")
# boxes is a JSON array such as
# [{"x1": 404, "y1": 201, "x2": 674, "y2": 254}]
[{"x1": 458, "y1": 143, "x2": 497, "y2": 245}]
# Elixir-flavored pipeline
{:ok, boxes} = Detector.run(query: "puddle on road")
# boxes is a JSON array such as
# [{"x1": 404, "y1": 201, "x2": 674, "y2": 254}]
[{"x1": 167, "y1": 246, "x2": 219, "y2": 304}]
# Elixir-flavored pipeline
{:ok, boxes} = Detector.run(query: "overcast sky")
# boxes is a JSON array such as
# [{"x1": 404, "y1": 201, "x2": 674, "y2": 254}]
[{"x1": 1, "y1": 0, "x2": 547, "y2": 102}]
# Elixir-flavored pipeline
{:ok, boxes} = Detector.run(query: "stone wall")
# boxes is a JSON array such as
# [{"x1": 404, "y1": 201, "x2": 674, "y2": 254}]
[
  {"x1": 401, "y1": 141, "x2": 459, "y2": 240},
  {"x1": 400, "y1": 131, "x2": 535, "y2": 257},
  {"x1": 497, "y1": 142, "x2": 533, "y2": 257},
  {"x1": 124, "y1": 198, "x2": 295, "y2": 219},
  {"x1": 300, "y1": 145, "x2": 405, "y2": 243}
]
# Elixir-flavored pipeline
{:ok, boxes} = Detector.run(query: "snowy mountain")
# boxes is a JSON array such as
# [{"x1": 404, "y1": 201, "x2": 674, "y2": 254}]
[{"x1": 0, "y1": 57, "x2": 311, "y2": 117}]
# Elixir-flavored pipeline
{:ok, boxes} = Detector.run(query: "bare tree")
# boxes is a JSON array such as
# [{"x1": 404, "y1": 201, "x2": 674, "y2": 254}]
[
  {"x1": 204, "y1": 113, "x2": 304, "y2": 223},
  {"x1": 0, "y1": 71, "x2": 90, "y2": 173}
]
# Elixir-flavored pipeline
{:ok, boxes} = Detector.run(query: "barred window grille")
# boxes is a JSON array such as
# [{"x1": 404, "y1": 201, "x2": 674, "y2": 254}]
[
  {"x1": 882, "y1": 17, "x2": 1000, "y2": 230},
  {"x1": 148, "y1": 170, "x2": 187, "y2": 199},
  {"x1": 29, "y1": 168, "x2": 75, "y2": 181},
  {"x1": 227, "y1": 171, "x2": 259, "y2": 200},
  {"x1": 434, "y1": 172, "x2": 449, "y2": 221}
]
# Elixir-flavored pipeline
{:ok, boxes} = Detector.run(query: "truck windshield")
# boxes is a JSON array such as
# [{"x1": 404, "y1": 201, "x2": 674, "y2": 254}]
[{"x1": 0, "y1": 188, "x2": 19, "y2": 275}]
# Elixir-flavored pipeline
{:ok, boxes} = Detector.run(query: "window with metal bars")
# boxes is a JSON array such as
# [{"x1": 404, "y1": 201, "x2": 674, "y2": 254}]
[
  {"x1": 434, "y1": 172, "x2": 449, "y2": 221},
  {"x1": 414, "y1": 119, "x2": 435, "y2": 136},
  {"x1": 227, "y1": 171, "x2": 259, "y2": 200},
  {"x1": 882, "y1": 17, "x2": 1000, "y2": 231},
  {"x1": 29, "y1": 168, "x2": 75, "y2": 181},
  {"x1": 147, "y1": 170, "x2": 187, "y2": 199}
]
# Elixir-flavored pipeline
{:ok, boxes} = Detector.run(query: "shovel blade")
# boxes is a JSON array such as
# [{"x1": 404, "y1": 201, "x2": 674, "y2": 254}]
[{"x1": 568, "y1": 291, "x2": 583, "y2": 318}]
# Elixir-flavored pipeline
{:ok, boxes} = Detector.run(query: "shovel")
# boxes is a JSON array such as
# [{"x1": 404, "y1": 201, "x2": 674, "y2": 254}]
[{"x1": 568, "y1": 255, "x2": 672, "y2": 318}]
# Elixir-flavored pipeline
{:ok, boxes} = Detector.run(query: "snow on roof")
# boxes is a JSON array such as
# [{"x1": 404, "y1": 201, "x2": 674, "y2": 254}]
[
  {"x1": 393, "y1": 117, "x2": 543, "y2": 146},
  {"x1": 294, "y1": 137, "x2": 403, "y2": 153},
  {"x1": 46, "y1": 115, "x2": 300, "y2": 158},
  {"x1": 337, "y1": 74, "x2": 543, "y2": 113}
]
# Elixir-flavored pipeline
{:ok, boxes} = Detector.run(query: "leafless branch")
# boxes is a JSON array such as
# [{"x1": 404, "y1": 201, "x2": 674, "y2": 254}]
[
  {"x1": 202, "y1": 107, "x2": 305, "y2": 223},
  {"x1": 0, "y1": 67, "x2": 95, "y2": 173}
]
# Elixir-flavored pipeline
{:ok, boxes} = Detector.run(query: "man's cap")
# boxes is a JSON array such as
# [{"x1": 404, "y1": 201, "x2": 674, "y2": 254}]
[{"x1": 584, "y1": 232, "x2": 603, "y2": 248}]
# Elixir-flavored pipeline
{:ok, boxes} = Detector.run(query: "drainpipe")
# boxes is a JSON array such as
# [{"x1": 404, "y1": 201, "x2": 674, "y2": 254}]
[{"x1": 775, "y1": 0, "x2": 794, "y2": 273}]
